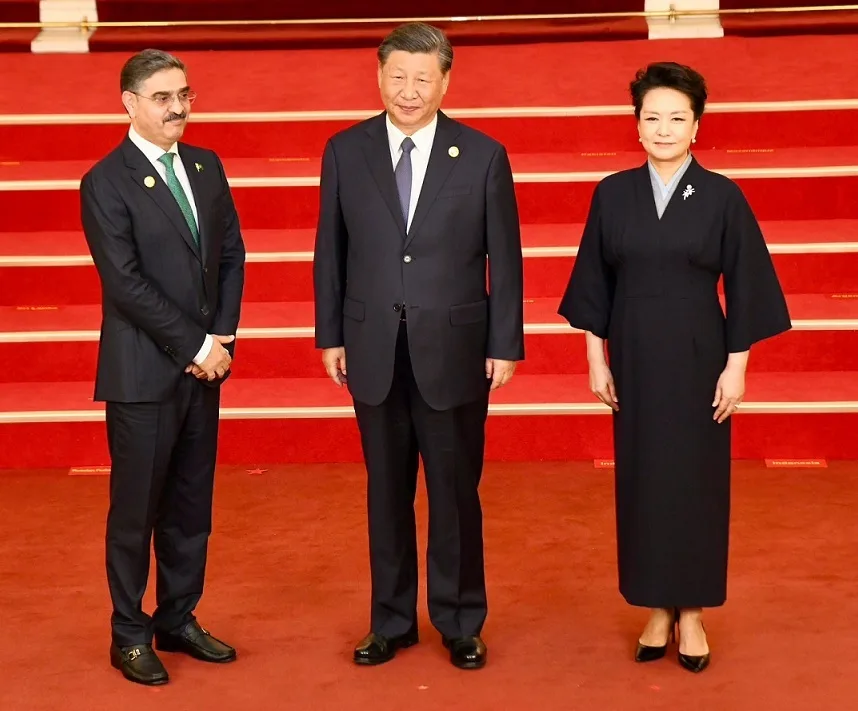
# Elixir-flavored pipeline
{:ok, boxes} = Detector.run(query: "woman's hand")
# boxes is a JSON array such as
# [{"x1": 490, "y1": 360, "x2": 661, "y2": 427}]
[
  {"x1": 589, "y1": 361, "x2": 619, "y2": 411},
  {"x1": 713, "y1": 363, "x2": 745, "y2": 423}
]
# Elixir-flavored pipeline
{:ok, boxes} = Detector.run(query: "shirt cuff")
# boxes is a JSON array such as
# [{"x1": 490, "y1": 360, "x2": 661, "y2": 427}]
[{"x1": 192, "y1": 333, "x2": 214, "y2": 365}]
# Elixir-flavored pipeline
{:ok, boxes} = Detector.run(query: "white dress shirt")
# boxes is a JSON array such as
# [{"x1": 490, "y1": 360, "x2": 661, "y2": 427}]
[
  {"x1": 386, "y1": 113, "x2": 438, "y2": 232},
  {"x1": 127, "y1": 125, "x2": 212, "y2": 364}
]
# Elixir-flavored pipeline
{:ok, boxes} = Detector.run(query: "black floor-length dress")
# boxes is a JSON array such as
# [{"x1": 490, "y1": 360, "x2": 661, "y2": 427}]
[{"x1": 558, "y1": 158, "x2": 791, "y2": 607}]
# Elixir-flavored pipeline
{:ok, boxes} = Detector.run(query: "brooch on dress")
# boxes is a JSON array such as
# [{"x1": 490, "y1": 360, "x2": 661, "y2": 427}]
[{"x1": 682, "y1": 184, "x2": 695, "y2": 200}]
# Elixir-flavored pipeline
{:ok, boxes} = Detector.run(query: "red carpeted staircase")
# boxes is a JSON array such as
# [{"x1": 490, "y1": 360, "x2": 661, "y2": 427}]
[{"x1": 1, "y1": 36, "x2": 857, "y2": 469}]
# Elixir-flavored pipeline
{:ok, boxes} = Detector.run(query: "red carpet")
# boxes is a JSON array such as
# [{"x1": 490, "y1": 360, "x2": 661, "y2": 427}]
[
  {"x1": 7, "y1": 106, "x2": 858, "y2": 162},
  {"x1": 0, "y1": 0, "x2": 38, "y2": 20},
  {"x1": 2, "y1": 371, "x2": 858, "y2": 467},
  {"x1": 82, "y1": 2, "x2": 858, "y2": 49},
  {"x1": 94, "y1": 0, "x2": 636, "y2": 21},
  {"x1": 1, "y1": 34, "x2": 857, "y2": 468},
  {"x1": 3, "y1": 221, "x2": 858, "y2": 304},
  {"x1": 1, "y1": 35, "x2": 857, "y2": 115},
  {"x1": 1, "y1": 461, "x2": 858, "y2": 709},
  {"x1": 0, "y1": 0, "x2": 38, "y2": 51},
  {"x1": 2, "y1": 294, "x2": 857, "y2": 383},
  {"x1": 87, "y1": 19, "x2": 650, "y2": 51}
]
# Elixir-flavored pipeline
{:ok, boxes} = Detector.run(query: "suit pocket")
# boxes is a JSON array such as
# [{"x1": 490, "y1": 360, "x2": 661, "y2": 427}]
[
  {"x1": 437, "y1": 185, "x2": 472, "y2": 199},
  {"x1": 343, "y1": 297, "x2": 365, "y2": 322},
  {"x1": 449, "y1": 300, "x2": 487, "y2": 326}
]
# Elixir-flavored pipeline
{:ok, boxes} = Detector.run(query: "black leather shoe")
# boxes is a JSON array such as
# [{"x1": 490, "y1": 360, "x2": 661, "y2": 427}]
[
  {"x1": 678, "y1": 650, "x2": 711, "y2": 673},
  {"x1": 353, "y1": 628, "x2": 419, "y2": 665},
  {"x1": 676, "y1": 608, "x2": 710, "y2": 673},
  {"x1": 110, "y1": 643, "x2": 169, "y2": 686},
  {"x1": 635, "y1": 609, "x2": 678, "y2": 663},
  {"x1": 155, "y1": 620, "x2": 236, "y2": 663},
  {"x1": 442, "y1": 636, "x2": 487, "y2": 670}
]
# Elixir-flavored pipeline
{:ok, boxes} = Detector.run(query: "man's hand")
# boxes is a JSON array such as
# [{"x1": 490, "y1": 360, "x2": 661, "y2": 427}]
[
  {"x1": 322, "y1": 347, "x2": 347, "y2": 387},
  {"x1": 185, "y1": 363, "x2": 206, "y2": 379},
  {"x1": 196, "y1": 334, "x2": 235, "y2": 380},
  {"x1": 485, "y1": 358, "x2": 516, "y2": 390}
]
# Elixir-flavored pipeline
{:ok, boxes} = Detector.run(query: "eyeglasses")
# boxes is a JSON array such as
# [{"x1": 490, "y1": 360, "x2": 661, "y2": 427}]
[{"x1": 132, "y1": 90, "x2": 197, "y2": 107}]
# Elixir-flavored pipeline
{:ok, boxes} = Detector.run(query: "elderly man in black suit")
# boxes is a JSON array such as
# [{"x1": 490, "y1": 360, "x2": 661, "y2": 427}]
[
  {"x1": 313, "y1": 22, "x2": 524, "y2": 670},
  {"x1": 80, "y1": 49, "x2": 245, "y2": 686}
]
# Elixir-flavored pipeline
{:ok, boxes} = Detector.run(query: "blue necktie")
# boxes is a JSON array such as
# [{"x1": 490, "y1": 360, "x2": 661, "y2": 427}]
[{"x1": 394, "y1": 137, "x2": 415, "y2": 229}]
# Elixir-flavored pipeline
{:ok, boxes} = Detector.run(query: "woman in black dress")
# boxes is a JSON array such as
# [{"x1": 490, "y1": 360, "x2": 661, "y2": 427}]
[{"x1": 558, "y1": 63, "x2": 791, "y2": 672}]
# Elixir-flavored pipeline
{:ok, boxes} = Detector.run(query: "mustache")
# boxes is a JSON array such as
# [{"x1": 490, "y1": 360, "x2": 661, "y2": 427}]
[{"x1": 164, "y1": 112, "x2": 187, "y2": 123}]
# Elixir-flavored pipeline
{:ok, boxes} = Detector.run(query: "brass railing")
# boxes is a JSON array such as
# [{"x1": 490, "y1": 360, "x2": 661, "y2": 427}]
[{"x1": 1, "y1": 5, "x2": 857, "y2": 31}]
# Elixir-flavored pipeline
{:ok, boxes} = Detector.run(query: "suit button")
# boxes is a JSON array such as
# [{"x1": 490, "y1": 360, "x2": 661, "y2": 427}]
[
  {"x1": 403, "y1": 255, "x2": 412, "y2": 263},
  {"x1": 204, "y1": 267, "x2": 209, "y2": 273},
  {"x1": 201, "y1": 306, "x2": 210, "y2": 316},
  {"x1": 393, "y1": 304, "x2": 401, "y2": 312}
]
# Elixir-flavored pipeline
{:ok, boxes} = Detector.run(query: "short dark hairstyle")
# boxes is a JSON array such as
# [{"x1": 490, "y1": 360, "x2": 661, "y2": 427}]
[
  {"x1": 120, "y1": 49, "x2": 186, "y2": 93},
  {"x1": 630, "y1": 62, "x2": 707, "y2": 120},
  {"x1": 378, "y1": 22, "x2": 453, "y2": 74}
]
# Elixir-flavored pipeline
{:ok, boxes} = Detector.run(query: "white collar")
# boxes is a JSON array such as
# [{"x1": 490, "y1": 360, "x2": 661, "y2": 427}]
[
  {"x1": 128, "y1": 124, "x2": 179, "y2": 163},
  {"x1": 385, "y1": 112, "x2": 438, "y2": 155}
]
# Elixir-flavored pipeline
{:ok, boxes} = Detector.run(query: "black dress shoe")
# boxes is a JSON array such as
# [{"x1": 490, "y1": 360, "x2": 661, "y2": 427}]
[
  {"x1": 110, "y1": 643, "x2": 169, "y2": 686},
  {"x1": 155, "y1": 620, "x2": 236, "y2": 663},
  {"x1": 635, "y1": 609, "x2": 678, "y2": 663},
  {"x1": 442, "y1": 636, "x2": 487, "y2": 670},
  {"x1": 678, "y1": 650, "x2": 711, "y2": 673},
  {"x1": 676, "y1": 610, "x2": 711, "y2": 673},
  {"x1": 353, "y1": 628, "x2": 419, "y2": 665}
]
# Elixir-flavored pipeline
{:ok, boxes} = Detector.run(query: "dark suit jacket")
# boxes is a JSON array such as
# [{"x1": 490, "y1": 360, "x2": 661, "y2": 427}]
[
  {"x1": 80, "y1": 136, "x2": 246, "y2": 403},
  {"x1": 313, "y1": 111, "x2": 524, "y2": 410}
]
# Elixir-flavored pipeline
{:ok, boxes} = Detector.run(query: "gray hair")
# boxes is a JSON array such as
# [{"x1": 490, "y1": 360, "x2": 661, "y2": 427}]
[
  {"x1": 120, "y1": 49, "x2": 186, "y2": 93},
  {"x1": 377, "y1": 22, "x2": 453, "y2": 74}
]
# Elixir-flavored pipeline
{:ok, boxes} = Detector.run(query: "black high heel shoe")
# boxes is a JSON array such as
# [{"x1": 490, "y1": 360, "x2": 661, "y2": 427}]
[
  {"x1": 634, "y1": 608, "x2": 678, "y2": 663},
  {"x1": 676, "y1": 608, "x2": 711, "y2": 673}
]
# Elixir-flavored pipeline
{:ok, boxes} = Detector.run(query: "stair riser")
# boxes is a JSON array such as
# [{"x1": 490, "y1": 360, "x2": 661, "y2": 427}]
[
  {"x1": 1, "y1": 329, "x2": 856, "y2": 383},
  {"x1": 3, "y1": 176, "x2": 857, "y2": 231},
  {"x1": 3, "y1": 252, "x2": 857, "y2": 306},
  {"x1": 2, "y1": 110, "x2": 854, "y2": 161},
  {"x1": 2, "y1": 412, "x2": 856, "y2": 469}
]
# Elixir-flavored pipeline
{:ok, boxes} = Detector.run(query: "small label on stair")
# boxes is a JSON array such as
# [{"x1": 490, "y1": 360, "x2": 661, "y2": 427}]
[
  {"x1": 829, "y1": 294, "x2": 858, "y2": 300},
  {"x1": 16, "y1": 306, "x2": 59, "y2": 311},
  {"x1": 594, "y1": 459, "x2": 615, "y2": 468},
  {"x1": 764, "y1": 459, "x2": 827, "y2": 468},
  {"x1": 69, "y1": 466, "x2": 110, "y2": 475}
]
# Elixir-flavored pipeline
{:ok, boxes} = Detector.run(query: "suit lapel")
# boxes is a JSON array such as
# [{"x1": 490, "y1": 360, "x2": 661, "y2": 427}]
[
  {"x1": 179, "y1": 146, "x2": 209, "y2": 264},
  {"x1": 404, "y1": 111, "x2": 462, "y2": 250},
  {"x1": 362, "y1": 113, "x2": 407, "y2": 236},
  {"x1": 121, "y1": 138, "x2": 202, "y2": 263}
]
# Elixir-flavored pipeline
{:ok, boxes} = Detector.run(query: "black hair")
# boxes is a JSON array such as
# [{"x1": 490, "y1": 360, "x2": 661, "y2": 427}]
[
  {"x1": 630, "y1": 62, "x2": 707, "y2": 120},
  {"x1": 120, "y1": 49, "x2": 186, "y2": 93},
  {"x1": 378, "y1": 22, "x2": 453, "y2": 74}
]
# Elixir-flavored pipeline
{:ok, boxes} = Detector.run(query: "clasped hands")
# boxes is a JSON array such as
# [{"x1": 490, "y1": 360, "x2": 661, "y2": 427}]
[
  {"x1": 185, "y1": 334, "x2": 235, "y2": 381},
  {"x1": 322, "y1": 347, "x2": 516, "y2": 390}
]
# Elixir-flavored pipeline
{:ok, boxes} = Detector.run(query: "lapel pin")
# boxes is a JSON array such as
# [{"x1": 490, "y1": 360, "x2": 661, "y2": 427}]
[
  {"x1": 144, "y1": 176, "x2": 156, "y2": 188},
  {"x1": 682, "y1": 184, "x2": 695, "y2": 200},
  {"x1": 448, "y1": 146, "x2": 459, "y2": 158},
  {"x1": 195, "y1": 162, "x2": 203, "y2": 172}
]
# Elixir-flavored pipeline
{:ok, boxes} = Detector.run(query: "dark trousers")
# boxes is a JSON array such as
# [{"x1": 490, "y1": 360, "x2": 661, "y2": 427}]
[
  {"x1": 353, "y1": 322, "x2": 490, "y2": 640},
  {"x1": 104, "y1": 375, "x2": 220, "y2": 647}
]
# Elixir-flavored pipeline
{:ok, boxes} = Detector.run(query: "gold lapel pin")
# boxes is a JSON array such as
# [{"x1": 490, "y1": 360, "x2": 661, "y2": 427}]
[
  {"x1": 144, "y1": 176, "x2": 156, "y2": 188},
  {"x1": 448, "y1": 146, "x2": 460, "y2": 158},
  {"x1": 195, "y1": 162, "x2": 203, "y2": 172}
]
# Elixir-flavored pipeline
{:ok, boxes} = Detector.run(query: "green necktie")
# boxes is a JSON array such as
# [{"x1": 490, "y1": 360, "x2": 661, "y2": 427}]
[{"x1": 157, "y1": 152, "x2": 199, "y2": 244}]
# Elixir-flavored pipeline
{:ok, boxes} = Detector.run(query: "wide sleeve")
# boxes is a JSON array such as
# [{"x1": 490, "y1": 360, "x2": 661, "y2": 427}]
[
  {"x1": 721, "y1": 183, "x2": 792, "y2": 352},
  {"x1": 557, "y1": 185, "x2": 614, "y2": 339}
]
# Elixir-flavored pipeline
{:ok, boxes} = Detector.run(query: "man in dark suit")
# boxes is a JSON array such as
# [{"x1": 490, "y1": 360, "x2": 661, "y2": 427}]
[
  {"x1": 80, "y1": 49, "x2": 245, "y2": 686},
  {"x1": 313, "y1": 22, "x2": 524, "y2": 670}
]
